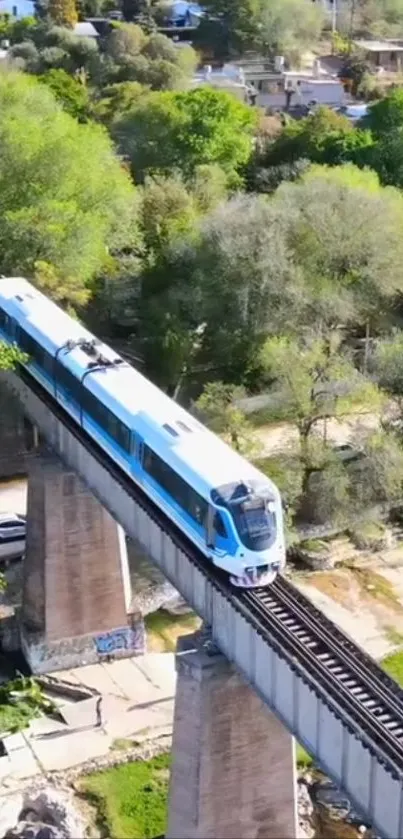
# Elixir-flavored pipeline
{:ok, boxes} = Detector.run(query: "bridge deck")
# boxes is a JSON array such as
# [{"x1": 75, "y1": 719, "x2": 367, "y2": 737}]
[{"x1": 4, "y1": 367, "x2": 403, "y2": 839}]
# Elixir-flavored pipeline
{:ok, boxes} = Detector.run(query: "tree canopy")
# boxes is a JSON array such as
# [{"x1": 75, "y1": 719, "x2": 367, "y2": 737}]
[
  {"x1": 199, "y1": 0, "x2": 323, "y2": 57},
  {"x1": 0, "y1": 70, "x2": 137, "y2": 306},
  {"x1": 114, "y1": 86, "x2": 257, "y2": 183}
]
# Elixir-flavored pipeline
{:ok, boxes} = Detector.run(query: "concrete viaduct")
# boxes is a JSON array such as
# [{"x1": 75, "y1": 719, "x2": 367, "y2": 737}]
[{"x1": 1, "y1": 366, "x2": 403, "y2": 839}]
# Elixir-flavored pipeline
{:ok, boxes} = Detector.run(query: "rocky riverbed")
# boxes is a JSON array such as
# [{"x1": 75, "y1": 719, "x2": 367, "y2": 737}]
[{"x1": 0, "y1": 744, "x2": 378, "y2": 839}]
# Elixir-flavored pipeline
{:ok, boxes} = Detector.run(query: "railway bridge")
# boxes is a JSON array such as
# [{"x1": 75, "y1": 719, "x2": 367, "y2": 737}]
[{"x1": 2, "y1": 364, "x2": 403, "y2": 838}]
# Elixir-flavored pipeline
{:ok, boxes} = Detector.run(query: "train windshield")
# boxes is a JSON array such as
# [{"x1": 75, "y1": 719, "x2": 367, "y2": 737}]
[{"x1": 230, "y1": 497, "x2": 276, "y2": 552}]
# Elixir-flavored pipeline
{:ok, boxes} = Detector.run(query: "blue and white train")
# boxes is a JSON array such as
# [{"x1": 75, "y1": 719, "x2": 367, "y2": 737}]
[{"x1": 0, "y1": 278, "x2": 286, "y2": 588}]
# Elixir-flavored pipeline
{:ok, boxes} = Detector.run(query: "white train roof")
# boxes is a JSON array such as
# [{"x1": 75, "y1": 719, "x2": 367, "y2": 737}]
[{"x1": 0, "y1": 278, "x2": 279, "y2": 497}]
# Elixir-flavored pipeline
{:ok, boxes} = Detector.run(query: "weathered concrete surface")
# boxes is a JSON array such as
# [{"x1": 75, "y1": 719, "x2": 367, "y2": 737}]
[
  {"x1": 0, "y1": 382, "x2": 37, "y2": 478},
  {"x1": 167, "y1": 633, "x2": 298, "y2": 839},
  {"x1": 0, "y1": 654, "x2": 176, "y2": 786},
  {"x1": 21, "y1": 447, "x2": 141, "y2": 673}
]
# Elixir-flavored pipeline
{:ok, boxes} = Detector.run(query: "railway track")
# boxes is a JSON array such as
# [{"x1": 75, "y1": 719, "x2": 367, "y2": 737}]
[
  {"x1": 15, "y1": 364, "x2": 403, "y2": 775},
  {"x1": 240, "y1": 577, "x2": 403, "y2": 769}
]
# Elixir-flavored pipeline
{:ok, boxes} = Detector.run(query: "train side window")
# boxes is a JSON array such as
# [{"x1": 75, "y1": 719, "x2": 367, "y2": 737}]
[
  {"x1": 143, "y1": 444, "x2": 207, "y2": 524},
  {"x1": 0, "y1": 307, "x2": 6, "y2": 330},
  {"x1": 214, "y1": 512, "x2": 227, "y2": 538}
]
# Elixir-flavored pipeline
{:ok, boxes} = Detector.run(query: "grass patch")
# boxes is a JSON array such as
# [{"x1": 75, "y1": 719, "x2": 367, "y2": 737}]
[
  {"x1": 110, "y1": 738, "x2": 133, "y2": 752},
  {"x1": 349, "y1": 520, "x2": 387, "y2": 551},
  {"x1": 248, "y1": 405, "x2": 296, "y2": 427},
  {"x1": 384, "y1": 626, "x2": 403, "y2": 647},
  {"x1": 145, "y1": 609, "x2": 201, "y2": 652},
  {"x1": 296, "y1": 743, "x2": 313, "y2": 769},
  {"x1": 382, "y1": 651, "x2": 403, "y2": 687},
  {"x1": 79, "y1": 753, "x2": 170, "y2": 839},
  {"x1": 300, "y1": 539, "x2": 328, "y2": 554},
  {"x1": 0, "y1": 676, "x2": 55, "y2": 735}
]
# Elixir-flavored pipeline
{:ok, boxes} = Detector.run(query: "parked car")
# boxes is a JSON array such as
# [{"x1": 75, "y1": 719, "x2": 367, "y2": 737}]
[
  {"x1": 0, "y1": 513, "x2": 26, "y2": 561},
  {"x1": 334, "y1": 103, "x2": 369, "y2": 123}
]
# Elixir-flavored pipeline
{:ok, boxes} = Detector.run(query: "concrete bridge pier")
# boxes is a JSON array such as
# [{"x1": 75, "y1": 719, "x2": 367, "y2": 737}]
[
  {"x1": 167, "y1": 632, "x2": 298, "y2": 839},
  {"x1": 21, "y1": 446, "x2": 145, "y2": 674}
]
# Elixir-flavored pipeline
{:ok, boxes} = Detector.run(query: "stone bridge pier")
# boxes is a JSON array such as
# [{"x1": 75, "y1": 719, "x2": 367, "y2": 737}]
[
  {"x1": 21, "y1": 445, "x2": 144, "y2": 673},
  {"x1": 167, "y1": 632, "x2": 298, "y2": 839}
]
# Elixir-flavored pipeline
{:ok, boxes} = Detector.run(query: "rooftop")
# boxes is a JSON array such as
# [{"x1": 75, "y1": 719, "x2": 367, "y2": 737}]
[{"x1": 354, "y1": 38, "x2": 403, "y2": 52}]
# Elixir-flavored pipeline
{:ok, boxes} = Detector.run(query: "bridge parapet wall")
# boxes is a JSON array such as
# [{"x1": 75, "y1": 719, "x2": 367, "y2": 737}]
[{"x1": 3, "y1": 369, "x2": 403, "y2": 839}]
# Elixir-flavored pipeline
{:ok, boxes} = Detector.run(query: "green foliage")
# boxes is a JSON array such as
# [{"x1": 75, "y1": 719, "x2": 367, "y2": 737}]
[
  {"x1": 80, "y1": 753, "x2": 171, "y2": 839},
  {"x1": 365, "y1": 87, "x2": 403, "y2": 135},
  {"x1": 48, "y1": 0, "x2": 78, "y2": 27},
  {"x1": 372, "y1": 335, "x2": 403, "y2": 401},
  {"x1": 367, "y1": 127, "x2": 403, "y2": 188},
  {"x1": 39, "y1": 68, "x2": 89, "y2": 119},
  {"x1": 195, "y1": 381, "x2": 261, "y2": 456},
  {"x1": 0, "y1": 70, "x2": 137, "y2": 307},
  {"x1": 273, "y1": 164, "x2": 403, "y2": 330},
  {"x1": 114, "y1": 86, "x2": 257, "y2": 183},
  {"x1": 103, "y1": 23, "x2": 197, "y2": 89},
  {"x1": 383, "y1": 650, "x2": 403, "y2": 686},
  {"x1": 139, "y1": 173, "x2": 199, "y2": 260},
  {"x1": 299, "y1": 538, "x2": 328, "y2": 553},
  {"x1": 200, "y1": 0, "x2": 323, "y2": 58},
  {"x1": 260, "y1": 336, "x2": 379, "y2": 451},
  {"x1": 263, "y1": 106, "x2": 371, "y2": 168},
  {"x1": 258, "y1": 454, "x2": 303, "y2": 513},
  {"x1": 0, "y1": 676, "x2": 55, "y2": 734},
  {"x1": 349, "y1": 519, "x2": 387, "y2": 550},
  {"x1": 296, "y1": 743, "x2": 313, "y2": 769},
  {"x1": 350, "y1": 432, "x2": 403, "y2": 508},
  {"x1": 92, "y1": 80, "x2": 146, "y2": 124},
  {"x1": 303, "y1": 456, "x2": 352, "y2": 526},
  {"x1": 0, "y1": 341, "x2": 28, "y2": 370}
]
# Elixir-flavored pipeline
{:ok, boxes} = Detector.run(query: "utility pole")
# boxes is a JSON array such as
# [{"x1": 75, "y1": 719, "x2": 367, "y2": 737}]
[
  {"x1": 331, "y1": 0, "x2": 337, "y2": 35},
  {"x1": 348, "y1": 0, "x2": 357, "y2": 53}
]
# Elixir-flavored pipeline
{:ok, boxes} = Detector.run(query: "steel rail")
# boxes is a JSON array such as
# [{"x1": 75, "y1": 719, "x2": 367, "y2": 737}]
[
  {"x1": 240, "y1": 581, "x2": 403, "y2": 769},
  {"x1": 13, "y1": 364, "x2": 403, "y2": 776}
]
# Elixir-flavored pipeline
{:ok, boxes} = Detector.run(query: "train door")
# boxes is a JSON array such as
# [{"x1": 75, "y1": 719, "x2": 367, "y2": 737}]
[
  {"x1": 206, "y1": 506, "x2": 228, "y2": 558},
  {"x1": 132, "y1": 433, "x2": 144, "y2": 482}
]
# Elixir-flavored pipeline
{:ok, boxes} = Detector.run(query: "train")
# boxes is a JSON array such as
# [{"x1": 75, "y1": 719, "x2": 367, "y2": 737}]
[{"x1": 0, "y1": 277, "x2": 286, "y2": 588}]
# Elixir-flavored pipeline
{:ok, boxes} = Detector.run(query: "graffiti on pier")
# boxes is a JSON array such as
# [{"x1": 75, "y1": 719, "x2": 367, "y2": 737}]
[{"x1": 94, "y1": 622, "x2": 145, "y2": 656}]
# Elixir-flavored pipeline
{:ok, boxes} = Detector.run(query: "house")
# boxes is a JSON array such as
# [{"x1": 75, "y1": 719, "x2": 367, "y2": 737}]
[
  {"x1": 353, "y1": 39, "x2": 403, "y2": 72},
  {"x1": 73, "y1": 21, "x2": 99, "y2": 38},
  {"x1": 164, "y1": 1, "x2": 204, "y2": 27}
]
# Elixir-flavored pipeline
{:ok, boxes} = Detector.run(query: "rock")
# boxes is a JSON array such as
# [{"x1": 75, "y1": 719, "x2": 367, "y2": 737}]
[
  {"x1": 22, "y1": 788, "x2": 86, "y2": 838},
  {"x1": 0, "y1": 792, "x2": 24, "y2": 837},
  {"x1": 297, "y1": 778, "x2": 315, "y2": 839},
  {"x1": 312, "y1": 779, "x2": 370, "y2": 828},
  {"x1": 4, "y1": 821, "x2": 64, "y2": 839}
]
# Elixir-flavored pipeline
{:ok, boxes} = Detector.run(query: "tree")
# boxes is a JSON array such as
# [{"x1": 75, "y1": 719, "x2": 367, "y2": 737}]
[
  {"x1": 263, "y1": 106, "x2": 362, "y2": 167},
  {"x1": 364, "y1": 88, "x2": 403, "y2": 135},
  {"x1": 349, "y1": 431, "x2": 403, "y2": 509},
  {"x1": 259, "y1": 335, "x2": 382, "y2": 496},
  {"x1": 139, "y1": 192, "x2": 303, "y2": 389},
  {"x1": 194, "y1": 381, "x2": 261, "y2": 457},
  {"x1": 114, "y1": 86, "x2": 257, "y2": 183},
  {"x1": 372, "y1": 335, "x2": 403, "y2": 410},
  {"x1": 200, "y1": 0, "x2": 323, "y2": 57},
  {"x1": 39, "y1": 68, "x2": 89, "y2": 119},
  {"x1": 92, "y1": 80, "x2": 146, "y2": 124},
  {"x1": 106, "y1": 22, "x2": 147, "y2": 63},
  {"x1": 0, "y1": 70, "x2": 137, "y2": 307},
  {"x1": 48, "y1": 0, "x2": 78, "y2": 27},
  {"x1": 366, "y1": 127, "x2": 403, "y2": 189},
  {"x1": 103, "y1": 23, "x2": 197, "y2": 89},
  {"x1": 272, "y1": 164, "x2": 403, "y2": 339}
]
